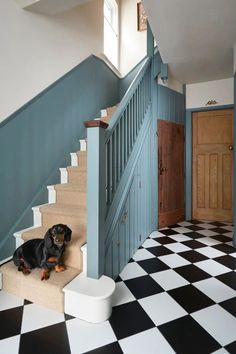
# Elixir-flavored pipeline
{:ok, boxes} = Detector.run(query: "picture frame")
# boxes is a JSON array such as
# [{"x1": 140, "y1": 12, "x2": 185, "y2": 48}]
[{"x1": 137, "y1": 2, "x2": 147, "y2": 31}]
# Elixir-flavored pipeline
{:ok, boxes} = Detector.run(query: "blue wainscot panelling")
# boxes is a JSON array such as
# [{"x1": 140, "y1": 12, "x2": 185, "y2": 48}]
[
  {"x1": 157, "y1": 84, "x2": 185, "y2": 124},
  {"x1": 0, "y1": 55, "x2": 120, "y2": 260},
  {"x1": 104, "y1": 114, "x2": 155, "y2": 279}
]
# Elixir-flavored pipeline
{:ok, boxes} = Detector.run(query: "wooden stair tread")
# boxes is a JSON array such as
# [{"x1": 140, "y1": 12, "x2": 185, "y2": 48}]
[
  {"x1": 54, "y1": 184, "x2": 86, "y2": 192},
  {"x1": 40, "y1": 204, "x2": 86, "y2": 218},
  {"x1": 21, "y1": 226, "x2": 84, "y2": 244},
  {"x1": 67, "y1": 166, "x2": 87, "y2": 172},
  {"x1": 1, "y1": 261, "x2": 81, "y2": 312}
]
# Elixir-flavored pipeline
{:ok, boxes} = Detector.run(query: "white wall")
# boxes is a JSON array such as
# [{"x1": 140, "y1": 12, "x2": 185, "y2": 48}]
[
  {"x1": 119, "y1": 0, "x2": 146, "y2": 76},
  {"x1": 158, "y1": 76, "x2": 183, "y2": 94},
  {"x1": 186, "y1": 78, "x2": 234, "y2": 109},
  {"x1": 0, "y1": 0, "x2": 103, "y2": 123}
]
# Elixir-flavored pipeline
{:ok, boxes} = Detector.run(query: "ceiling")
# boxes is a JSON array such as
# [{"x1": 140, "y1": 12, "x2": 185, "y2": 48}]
[
  {"x1": 15, "y1": 0, "x2": 92, "y2": 15},
  {"x1": 143, "y1": 0, "x2": 236, "y2": 84}
]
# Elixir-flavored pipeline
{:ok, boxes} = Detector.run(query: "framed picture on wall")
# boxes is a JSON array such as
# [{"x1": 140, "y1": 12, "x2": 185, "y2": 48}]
[{"x1": 137, "y1": 2, "x2": 147, "y2": 31}]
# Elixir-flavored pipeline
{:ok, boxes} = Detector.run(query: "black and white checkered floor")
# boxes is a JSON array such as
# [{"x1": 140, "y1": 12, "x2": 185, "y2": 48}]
[{"x1": 1, "y1": 220, "x2": 236, "y2": 354}]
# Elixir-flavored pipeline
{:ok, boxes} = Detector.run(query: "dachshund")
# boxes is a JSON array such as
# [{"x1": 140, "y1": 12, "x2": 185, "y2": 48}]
[{"x1": 13, "y1": 224, "x2": 72, "y2": 280}]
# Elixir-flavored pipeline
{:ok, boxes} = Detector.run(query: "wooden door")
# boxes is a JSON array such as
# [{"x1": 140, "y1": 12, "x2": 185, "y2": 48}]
[
  {"x1": 158, "y1": 120, "x2": 184, "y2": 228},
  {"x1": 192, "y1": 109, "x2": 233, "y2": 222}
]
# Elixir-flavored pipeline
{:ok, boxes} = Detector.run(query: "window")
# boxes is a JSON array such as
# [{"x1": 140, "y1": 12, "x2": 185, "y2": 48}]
[{"x1": 104, "y1": 0, "x2": 118, "y2": 68}]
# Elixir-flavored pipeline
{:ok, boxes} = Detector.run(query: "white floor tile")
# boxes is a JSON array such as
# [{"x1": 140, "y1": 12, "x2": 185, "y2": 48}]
[
  {"x1": 195, "y1": 259, "x2": 231, "y2": 276},
  {"x1": 119, "y1": 262, "x2": 147, "y2": 281},
  {"x1": 0, "y1": 290, "x2": 24, "y2": 311},
  {"x1": 149, "y1": 231, "x2": 167, "y2": 238},
  {"x1": 211, "y1": 349, "x2": 230, "y2": 354},
  {"x1": 197, "y1": 223, "x2": 217, "y2": 229},
  {"x1": 230, "y1": 252, "x2": 236, "y2": 258},
  {"x1": 159, "y1": 254, "x2": 190, "y2": 268},
  {"x1": 150, "y1": 269, "x2": 189, "y2": 291},
  {"x1": 177, "y1": 221, "x2": 193, "y2": 227},
  {"x1": 196, "y1": 230, "x2": 219, "y2": 237},
  {"x1": 226, "y1": 241, "x2": 233, "y2": 246},
  {"x1": 164, "y1": 242, "x2": 191, "y2": 253},
  {"x1": 169, "y1": 234, "x2": 192, "y2": 242},
  {"x1": 171, "y1": 227, "x2": 192, "y2": 234},
  {"x1": 0, "y1": 335, "x2": 20, "y2": 354},
  {"x1": 142, "y1": 238, "x2": 160, "y2": 248},
  {"x1": 193, "y1": 278, "x2": 235, "y2": 303},
  {"x1": 119, "y1": 327, "x2": 175, "y2": 354},
  {"x1": 66, "y1": 318, "x2": 116, "y2": 353},
  {"x1": 21, "y1": 303, "x2": 65, "y2": 333},
  {"x1": 132, "y1": 249, "x2": 155, "y2": 261},
  {"x1": 139, "y1": 292, "x2": 187, "y2": 326},
  {"x1": 222, "y1": 225, "x2": 234, "y2": 231},
  {"x1": 196, "y1": 237, "x2": 221, "y2": 246},
  {"x1": 196, "y1": 247, "x2": 225, "y2": 259},
  {"x1": 223, "y1": 232, "x2": 233, "y2": 238},
  {"x1": 192, "y1": 304, "x2": 236, "y2": 346},
  {"x1": 112, "y1": 282, "x2": 136, "y2": 307}
]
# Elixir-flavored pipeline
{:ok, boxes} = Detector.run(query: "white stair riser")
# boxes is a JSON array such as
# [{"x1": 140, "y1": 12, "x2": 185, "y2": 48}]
[
  {"x1": 70, "y1": 153, "x2": 78, "y2": 167},
  {"x1": 79, "y1": 139, "x2": 87, "y2": 152},
  {"x1": 47, "y1": 185, "x2": 56, "y2": 203},
  {"x1": 32, "y1": 204, "x2": 49, "y2": 227},
  {"x1": 60, "y1": 168, "x2": 68, "y2": 184}
]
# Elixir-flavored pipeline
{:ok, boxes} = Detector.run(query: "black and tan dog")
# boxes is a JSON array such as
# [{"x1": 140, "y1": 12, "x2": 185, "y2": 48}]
[{"x1": 13, "y1": 224, "x2": 72, "y2": 280}]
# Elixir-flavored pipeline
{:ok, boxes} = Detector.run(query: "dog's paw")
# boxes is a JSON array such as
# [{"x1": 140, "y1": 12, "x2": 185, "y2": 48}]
[
  {"x1": 41, "y1": 269, "x2": 50, "y2": 281},
  {"x1": 55, "y1": 264, "x2": 65, "y2": 272}
]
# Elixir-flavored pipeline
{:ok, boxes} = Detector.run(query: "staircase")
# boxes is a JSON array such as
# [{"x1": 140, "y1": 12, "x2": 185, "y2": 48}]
[{"x1": 0, "y1": 106, "x2": 116, "y2": 313}]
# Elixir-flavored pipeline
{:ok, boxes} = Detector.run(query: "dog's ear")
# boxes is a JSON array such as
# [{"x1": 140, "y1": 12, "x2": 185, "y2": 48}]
[
  {"x1": 44, "y1": 229, "x2": 53, "y2": 248},
  {"x1": 64, "y1": 225, "x2": 72, "y2": 242}
]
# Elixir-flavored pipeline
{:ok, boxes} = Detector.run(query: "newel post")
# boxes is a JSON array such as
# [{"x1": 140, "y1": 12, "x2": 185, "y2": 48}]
[{"x1": 83, "y1": 120, "x2": 108, "y2": 279}]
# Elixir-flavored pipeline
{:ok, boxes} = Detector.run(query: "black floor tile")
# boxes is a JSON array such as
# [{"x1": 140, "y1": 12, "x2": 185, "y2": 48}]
[
  {"x1": 85, "y1": 342, "x2": 123, "y2": 354},
  {"x1": 24, "y1": 299, "x2": 32, "y2": 306},
  {"x1": 168, "y1": 285, "x2": 215, "y2": 313},
  {"x1": 124, "y1": 275, "x2": 164, "y2": 299},
  {"x1": 158, "y1": 315, "x2": 221, "y2": 354},
  {"x1": 211, "y1": 227, "x2": 229, "y2": 234},
  {"x1": 186, "y1": 225, "x2": 205, "y2": 231},
  {"x1": 19, "y1": 323, "x2": 71, "y2": 354},
  {"x1": 180, "y1": 250, "x2": 208, "y2": 263},
  {"x1": 216, "y1": 271, "x2": 236, "y2": 291},
  {"x1": 210, "y1": 221, "x2": 228, "y2": 227},
  {"x1": 214, "y1": 255, "x2": 236, "y2": 270},
  {"x1": 64, "y1": 313, "x2": 75, "y2": 321},
  {"x1": 184, "y1": 232, "x2": 204, "y2": 239},
  {"x1": 115, "y1": 276, "x2": 122, "y2": 282},
  {"x1": 219, "y1": 297, "x2": 236, "y2": 317},
  {"x1": 187, "y1": 220, "x2": 203, "y2": 224},
  {"x1": 212, "y1": 244, "x2": 235, "y2": 254},
  {"x1": 0, "y1": 306, "x2": 24, "y2": 340},
  {"x1": 148, "y1": 245, "x2": 173, "y2": 257},
  {"x1": 175, "y1": 264, "x2": 211, "y2": 283},
  {"x1": 225, "y1": 340, "x2": 236, "y2": 354},
  {"x1": 210, "y1": 234, "x2": 232, "y2": 243},
  {"x1": 156, "y1": 236, "x2": 177, "y2": 244},
  {"x1": 182, "y1": 240, "x2": 206, "y2": 249},
  {"x1": 137, "y1": 258, "x2": 169, "y2": 273},
  {"x1": 158, "y1": 229, "x2": 179, "y2": 236},
  {"x1": 109, "y1": 301, "x2": 155, "y2": 340}
]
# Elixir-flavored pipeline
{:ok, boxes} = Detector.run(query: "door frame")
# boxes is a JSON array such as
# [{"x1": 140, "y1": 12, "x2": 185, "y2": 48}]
[{"x1": 185, "y1": 104, "x2": 234, "y2": 221}]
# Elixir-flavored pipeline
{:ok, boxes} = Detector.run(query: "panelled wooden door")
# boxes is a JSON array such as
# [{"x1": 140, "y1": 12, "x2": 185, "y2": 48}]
[
  {"x1": 158, "y1": 120, "x2": 184, "y2": 228},
  {"x1": 192, "y1": 109, "x2": 233, "y2": 222}
]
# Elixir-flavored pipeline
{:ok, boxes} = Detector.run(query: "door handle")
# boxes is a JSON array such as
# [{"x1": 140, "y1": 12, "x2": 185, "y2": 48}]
[
  {"x1": 228, "y1": 145, "x2": 234, "y2": 151},
  {"x1": 159, "y1": 166, "x2": 166, "y2": 175}
]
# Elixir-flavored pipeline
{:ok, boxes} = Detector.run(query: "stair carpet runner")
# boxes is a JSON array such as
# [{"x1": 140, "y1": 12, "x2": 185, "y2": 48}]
[{"x1": 0, "y1": 106, "x2": 116, "y2": 313}]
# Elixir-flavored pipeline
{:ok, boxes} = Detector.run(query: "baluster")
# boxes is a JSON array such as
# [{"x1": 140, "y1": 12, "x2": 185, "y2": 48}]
[{"x1": 106, "y1": 140, "x2": 111, "y2": 205}]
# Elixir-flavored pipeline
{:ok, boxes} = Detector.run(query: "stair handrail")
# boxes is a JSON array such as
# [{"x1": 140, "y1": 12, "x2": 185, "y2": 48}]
[
  {"x1": 105, "y1": 56, "x2": 152, "y2": 208},
  {"x1": 106, "y1": 57, "x2": 151, "y2": 137}
]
